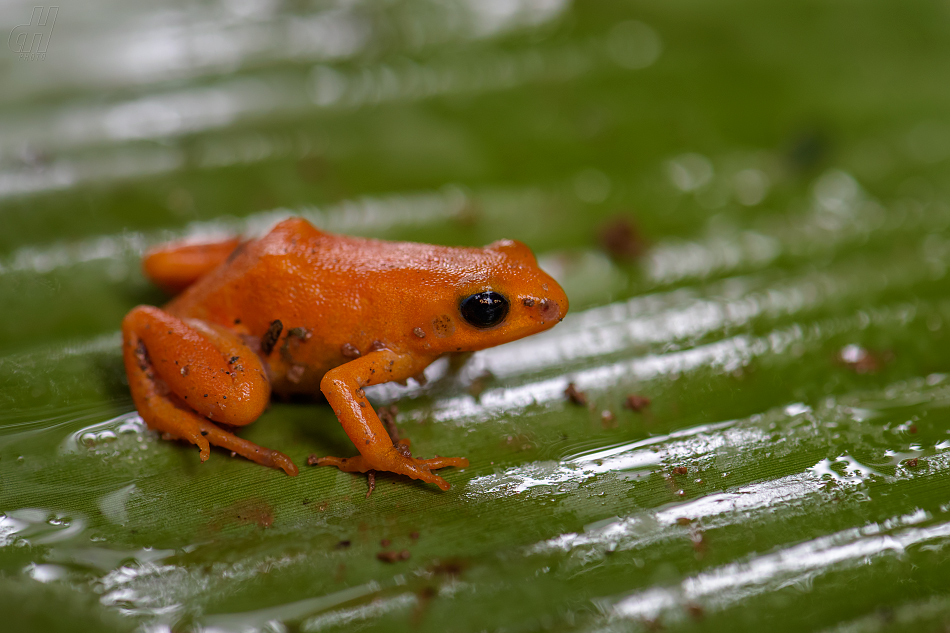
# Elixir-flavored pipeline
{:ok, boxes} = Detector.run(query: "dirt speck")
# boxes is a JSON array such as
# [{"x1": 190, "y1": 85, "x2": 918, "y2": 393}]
[
  {"x1": 690, "y1": 525, "x2": 707, "y2": 558},
  {"x1": 906, "y1": 458, "x2": 920, "y2": 468},
  {"x1": 624, "y1": 394, "x2": 651, "y2": 412},
  {"x1": 366, "y1": 471, "x2": 376, "y2": 498},
  {"x1": 377, "y1": 550, "x2": 411, "y2": 563},
  {"x1": 673, "y1": 466, "x2": 688, "y2": 475},
  {"x1": 836, "y1": 344, "x2": 891, "y2": 374},
  {"x1": 429, "y1": 559, "x2": 466, "y2": 577},
  {"x1": 564, "y1": 382, "x2": 588, "y2": 406},
  {"x1": 597, "y1": 215, "x2": 647, "y2": 261},
  {"x1": 260, "y1": 320, "x2": 283, "y2": 356},
  {"x1": 209, "y1": 499, "x2": 274, "y2": 531},
  {"x1": 394, "y1": 439, "x2": 413, "y2": 458}
]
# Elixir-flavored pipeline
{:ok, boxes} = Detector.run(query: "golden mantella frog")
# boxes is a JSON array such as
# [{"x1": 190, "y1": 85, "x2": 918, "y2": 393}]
[{"x1": 122, "y1": 218, "x2": 568, "y2": 490}]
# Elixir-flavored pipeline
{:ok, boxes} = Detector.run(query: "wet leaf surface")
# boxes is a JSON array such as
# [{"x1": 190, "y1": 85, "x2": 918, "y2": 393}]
[{"x1": 3, "y1": 1, "x2": 950, "y2": 631}]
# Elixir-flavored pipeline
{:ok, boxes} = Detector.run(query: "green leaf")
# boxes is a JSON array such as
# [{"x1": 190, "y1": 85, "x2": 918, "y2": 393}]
[{"x1": 3, "y1": 1, "x2": 950, "y2": 631}]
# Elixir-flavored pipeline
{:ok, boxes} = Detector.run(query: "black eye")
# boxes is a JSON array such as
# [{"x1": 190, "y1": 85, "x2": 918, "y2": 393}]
[{"x1": 460, "y1": 291, "x2": 509, "y2": 328}]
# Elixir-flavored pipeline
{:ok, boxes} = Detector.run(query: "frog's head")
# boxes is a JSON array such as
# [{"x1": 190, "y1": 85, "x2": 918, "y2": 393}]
[{"x1": 414, "y1": 239, "x2": 569, "y2": 354}]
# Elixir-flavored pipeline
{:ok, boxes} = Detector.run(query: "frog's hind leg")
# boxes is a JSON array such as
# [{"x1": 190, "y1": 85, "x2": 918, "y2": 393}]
[
  {"x1": 122, "y1": 305, "x2": 298, "y2": 475},
  {"x1": 143, "y1": 237, "x2": 241, "y2": 295}
]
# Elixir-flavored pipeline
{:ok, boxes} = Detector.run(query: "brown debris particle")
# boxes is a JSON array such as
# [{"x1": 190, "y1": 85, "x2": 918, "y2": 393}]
[
  {"x1": 413, "y1": 327, "x2": 426, "y2": 338},
  {"x1": 601, "y1": 410, "x2": 616, "y2": 428},
  {"x1": 233, "y1": 500, "x2": 273, "y2": 529},
  {"x1": 597, "y1": 215, "x2": 647, "y2": 261},
  {"x1": 429, "y1": 559, "x2": 466, "y2": 577},
  {"x1": 836, "y1": 344, "x2": 890, "y2": 374},
  {"x1": 522, "y1": 298, "x2": 536, "y2": 307},
  {"x1": 673, "y1": 466, "x2": 688, "y2": 475},
  {"x1": 366, "y1": 471, "x2": 376, "y2": 498},
  {"x1": 564, "y1": 382, "x2": 588, "y2": 406},
  {"x1": 260, "y1": 320, "x2": 283, "y2": 356},
  {"x1": 206, "y1": 498, "x2": 275, "y2": 533},
  {"x1": 306, "y1": 454, "x2": 321, "y2": 466},
  {"x1": 341, "y1": 343, "x2": 361, "y2": 358},
  {"x1": 690, "y1": 525, "x2": 707, "y2": 558},
  {"x1": 377, "y1": 550, "x2": 411, "y2": 563},
  {"x1": 134, "y1": 340, "x2": 151, "y2": 375},
  {"x1": 909, "y1": 424, "x2": 918, "y2": 434},
  {"x1": 413, "y1": 586, "x2": 439, "y2": 625},
  {"x1": 380, "y1": 538, "x2": 391, "y2": 547},
  {"x1": 624, "y1": 395, "x2": 651, "y2": 412},
  {"x1": 686, "y1": 603, "x2": 705, "y2": 620},
  {"x1": 281, "y1": 327, "x2": 312, "y2": 361},
  {"x1": 336, "y1": 540, "x2": 351, "y2": 549},
  {"x1": 905, "y1": 458, "x2": 920, "y2": 468},
  {"x1": 410, "y1": 531, "x2": 420, "y2": 540}
]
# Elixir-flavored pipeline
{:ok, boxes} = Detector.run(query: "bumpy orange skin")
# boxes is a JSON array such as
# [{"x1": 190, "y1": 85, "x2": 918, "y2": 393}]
[{"x1": 122, "y1": 218, "x2": 568, "y2": 490}]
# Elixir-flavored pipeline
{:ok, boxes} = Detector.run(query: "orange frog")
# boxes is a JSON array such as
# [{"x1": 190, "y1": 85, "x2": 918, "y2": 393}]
[{"x1": 122, "y1": 218, "x2": 568, "y2": 490}]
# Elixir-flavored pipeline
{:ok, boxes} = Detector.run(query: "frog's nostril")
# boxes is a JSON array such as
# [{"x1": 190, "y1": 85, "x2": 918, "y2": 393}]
[{"x1": 538, "y1": 298, "x2": 560, "y2": 321}]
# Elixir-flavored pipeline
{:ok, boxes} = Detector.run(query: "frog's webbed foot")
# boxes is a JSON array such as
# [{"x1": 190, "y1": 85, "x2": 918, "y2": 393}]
[
  {"x1": 195, "y1": 419, "x2": 298, "y2": 476},
  {"x1": 311, "y1": 439, "x2": 468, "y2": 491}
]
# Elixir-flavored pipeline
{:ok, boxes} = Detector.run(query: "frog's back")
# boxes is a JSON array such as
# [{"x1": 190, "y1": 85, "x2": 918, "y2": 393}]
[
  {"x1": 164, "y1": 218, "x2": 456, "y2": 336},
  {"x1": 166, "y1": 219, "x2": 348, "y2": 328}
]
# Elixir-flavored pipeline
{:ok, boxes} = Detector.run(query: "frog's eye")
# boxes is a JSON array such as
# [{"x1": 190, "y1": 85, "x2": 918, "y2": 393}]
[{"x1": 460, "y1": 291, "x2": 509, "y2": 328}]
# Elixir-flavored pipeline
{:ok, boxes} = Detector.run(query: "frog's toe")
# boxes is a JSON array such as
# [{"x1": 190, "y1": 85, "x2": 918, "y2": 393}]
[
  {"x1": 310, "y1": 454, "x2": 371, "y2": 473},
  {"x1": 420, "y1": 470, "x2": 451, "y2": 491},
  {"x1": 409, "y1": 457, "x2": 468, "y2": 490},
  {"x1": 198, "y1": 441, "x2": 211, "y2": 462},
  {"x1": 419, "y1": 456, "x2": 470, "y2": 470},
  {"x1": 309, "y1": 449, "x2": 466, "y2": 491}
]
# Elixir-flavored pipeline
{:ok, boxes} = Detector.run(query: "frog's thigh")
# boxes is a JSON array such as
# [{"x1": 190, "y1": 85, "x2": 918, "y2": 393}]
[
  {"x1": 121, "y1": 305, "x2": 298, "y2": 476},
  {"x1": 143, "y1": 237, "x2": 241, "y2": 294}
]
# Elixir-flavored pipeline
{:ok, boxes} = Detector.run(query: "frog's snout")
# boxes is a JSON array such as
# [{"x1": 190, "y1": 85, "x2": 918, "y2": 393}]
[
  {"x1": 538, "y1": 298, "x2": 561, "y2": 322},
  {"x1": 525, "y1": 284, "x2": 568, "y2": 325}
]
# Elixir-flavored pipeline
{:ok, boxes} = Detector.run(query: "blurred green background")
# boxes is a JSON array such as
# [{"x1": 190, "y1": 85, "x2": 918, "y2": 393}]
[{"x1": 3, "y1": 0, "x2": 950, "y2": 631}]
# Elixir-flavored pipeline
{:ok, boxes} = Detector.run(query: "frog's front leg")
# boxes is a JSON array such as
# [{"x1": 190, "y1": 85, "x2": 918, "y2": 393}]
[
  {"x1": 121, "y1": 305, "x2": 298, "y2": 475},
  {"x1": 314, "y1": 350, "x2": 469, "y2": 490}
]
